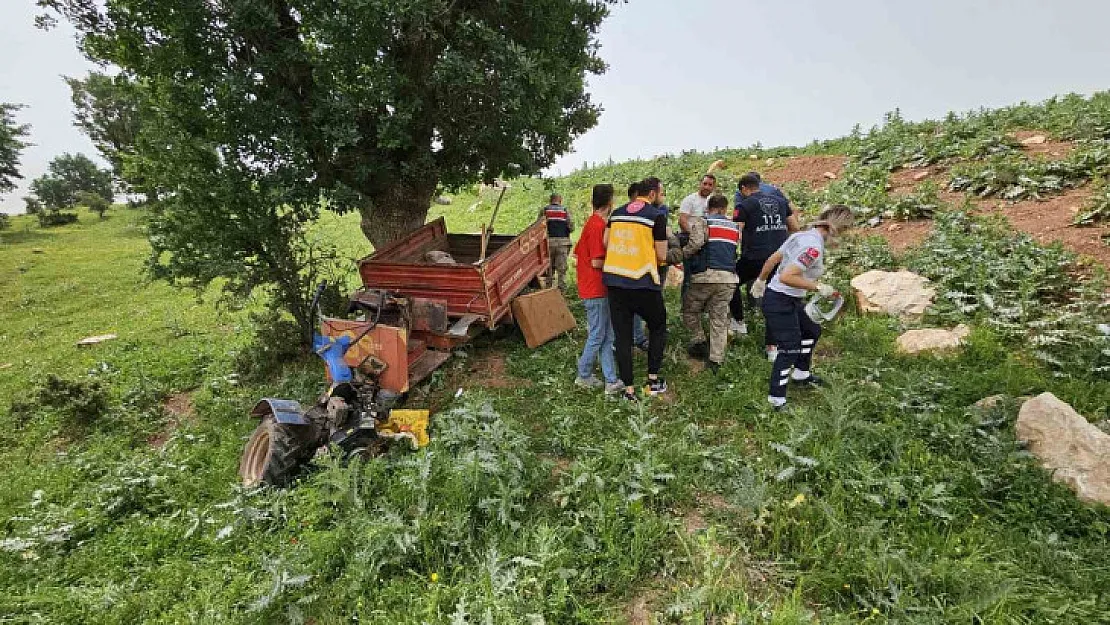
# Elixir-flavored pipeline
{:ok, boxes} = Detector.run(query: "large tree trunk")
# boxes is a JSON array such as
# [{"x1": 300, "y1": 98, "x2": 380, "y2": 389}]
[{"x1": 359, "y1": 183, "x2": 435, "y2": 249}]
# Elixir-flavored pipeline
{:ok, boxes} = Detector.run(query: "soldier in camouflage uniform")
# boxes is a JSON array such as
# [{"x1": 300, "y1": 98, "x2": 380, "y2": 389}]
[
  {"x1": 540, "y1": 194, "x2": 573, "y2": 289},
  {"x1": 667, "y1": 194, "x2": 739, "y2": 374}
]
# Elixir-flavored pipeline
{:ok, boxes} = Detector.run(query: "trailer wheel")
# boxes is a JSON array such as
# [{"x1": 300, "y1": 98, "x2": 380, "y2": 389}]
[{"x1": 239, "y1": 416, "x2": 320, "y2": 487}]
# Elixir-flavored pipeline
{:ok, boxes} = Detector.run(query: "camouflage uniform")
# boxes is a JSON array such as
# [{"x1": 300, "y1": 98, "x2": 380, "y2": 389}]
[
  {"x1": 667, "y1": 215, "x2": 738, "y2": 365},
  {"x1": 541, "y1": 203, "x2": 574, "y2": 289}
]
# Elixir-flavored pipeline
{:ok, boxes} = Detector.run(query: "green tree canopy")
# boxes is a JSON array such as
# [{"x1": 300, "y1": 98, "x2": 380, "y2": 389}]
[
  {"x1": 65, "y1": 73, "x2": 148, "y2": 199},
  {"x1": 40, "y1": 0, "x2": 610, "y2": 247},
  {"x1": 29, "y1": 153, "x2": 114, "y2": 209},
  {"x1": 0, "y1": 103, "x2": 31, "y2": 197}
]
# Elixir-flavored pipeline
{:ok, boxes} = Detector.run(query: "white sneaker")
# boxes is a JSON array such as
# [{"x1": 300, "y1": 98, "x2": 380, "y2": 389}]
[
  {"x1": 729, "y1": 319, "x2": 747, "y2": 336},
  {"x1": 766, "y1": 347, "x2": 779, "y2": 363},
  {"x1": 604, "y1": 381, "x2": 625, "y2": 395},
  {"x1": 575, "y1": 376, "x2": 603, "y2": 389}
]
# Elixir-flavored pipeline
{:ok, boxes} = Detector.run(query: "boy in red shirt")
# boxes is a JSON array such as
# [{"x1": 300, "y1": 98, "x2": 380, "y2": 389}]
[{"x1": 574, "y1": 184, "x2": 623, "y2": 394}]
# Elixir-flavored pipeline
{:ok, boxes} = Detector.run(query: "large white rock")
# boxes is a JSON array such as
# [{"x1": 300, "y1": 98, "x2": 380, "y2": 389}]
[
  {"x1": 850, "y1": 270, "x2": 936, "y2": 320},
  {"x1": 1015, "y1": 392, "x2": 1110, "y2": 506},
  {"x1": 895, "y1": 324, "x2": 970, "y2": 354}
]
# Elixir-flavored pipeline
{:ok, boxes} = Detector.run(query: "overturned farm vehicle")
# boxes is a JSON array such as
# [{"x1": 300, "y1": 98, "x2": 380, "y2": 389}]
[{"x1": 239, "y1": 216, "x2": 558, "y2": 487}]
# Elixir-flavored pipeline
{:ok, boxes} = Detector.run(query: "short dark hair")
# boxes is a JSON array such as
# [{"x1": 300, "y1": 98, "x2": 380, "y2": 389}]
[
  {"x1": 738, "y1": 173, "x2": 761, "y2": 190},
  {"x1": 746, "y1": 171, "x2": 763, "y2": 182},
  {"x1": 640, "y1": 176, "x2": 662, "y2": 194},
  {"x1": 707, "y1": 194, "x2": 728, "y2": 211},
  {"x1": 702, "y1": 173, "x2": 717, "y2": 183},
  {"x1": 549, "y1": 193, "x2": 562, "y2": 203},
  {"x1": 627, "y1": 181, "x2": 640, "y2": 199},
  {"x1": 591, "y1": 184, "x2": 614, "y2": 209}
]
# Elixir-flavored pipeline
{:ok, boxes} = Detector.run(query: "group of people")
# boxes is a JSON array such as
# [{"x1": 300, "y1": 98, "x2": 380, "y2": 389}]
[{"x1": 543, "y1": 172, "x2": 854, "y2": 409}]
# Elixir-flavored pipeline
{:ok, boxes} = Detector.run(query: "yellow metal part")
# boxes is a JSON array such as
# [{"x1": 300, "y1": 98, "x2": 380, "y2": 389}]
[{"x1": 378, "y1": 409, "x2": 431, "y2": 448}]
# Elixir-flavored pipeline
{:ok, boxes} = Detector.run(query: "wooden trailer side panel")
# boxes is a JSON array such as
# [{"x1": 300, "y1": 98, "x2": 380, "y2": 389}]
[{"x1": 478, "y1": 219, "x2": 551, "y2": 327}]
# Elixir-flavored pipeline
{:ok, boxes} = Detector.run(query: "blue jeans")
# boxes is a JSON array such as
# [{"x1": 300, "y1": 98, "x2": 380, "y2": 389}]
[{"x1": 578, "y1": 297, "x2": 619, "y2": 383}]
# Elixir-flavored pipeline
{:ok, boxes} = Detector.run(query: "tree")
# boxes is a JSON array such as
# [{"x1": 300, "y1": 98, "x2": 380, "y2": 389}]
[
  {"x1": 39, "y1": 0, "x2": 610, "y2": 248},
  {"x1": 65, "y1": 73, "x2": 148, "y2": 201},
  {"x1": 0, "y1": 103, "x2": 31, "y2": 197},
  {"x1": 28, "y1": 153, "x2": 113, "y2": 209},
  {"x1": 76, "y1": 190, "x2": 110, "y2": 218}
]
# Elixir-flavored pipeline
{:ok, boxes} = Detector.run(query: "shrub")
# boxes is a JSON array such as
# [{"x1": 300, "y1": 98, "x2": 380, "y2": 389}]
[
  {"x1": 37, "y1": 210, "x2": 79, "y2": 227},
  {"x1": 16, "y1": 374, "x2": 111, "y2": 428}
]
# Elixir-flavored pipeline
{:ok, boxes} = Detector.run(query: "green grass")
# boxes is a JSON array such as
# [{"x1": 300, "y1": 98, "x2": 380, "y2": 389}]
[
  {"x1": 3, "y1": 91, "x2": 1110, "y2": 622},
  {"x1": 2, "y1": 204, "x2": 1108, "y2": 624}
]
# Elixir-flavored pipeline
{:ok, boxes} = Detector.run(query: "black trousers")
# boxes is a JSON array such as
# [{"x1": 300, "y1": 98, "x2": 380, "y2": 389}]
[
  {"x1": 608, "y1": 286, "x2": 667, "y2": 386},
  {"x1": 763, "y1": 288, "x2": 822, "y2": 399},
  {"x1": 731, "y1": 256, "x2": 775, "y2": 346}
]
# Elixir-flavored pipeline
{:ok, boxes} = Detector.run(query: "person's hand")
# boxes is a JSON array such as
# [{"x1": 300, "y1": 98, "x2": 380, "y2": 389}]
[
  {"x1": 750, "y1": 278, "x2": 767, "y2": 299},
  {"x1": 816, "y1": 282, "x2": 837, "y2": 298}
]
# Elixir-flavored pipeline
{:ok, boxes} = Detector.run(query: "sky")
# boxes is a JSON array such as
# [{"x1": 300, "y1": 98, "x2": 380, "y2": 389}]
[{"x1": 3, "y1": 0, "x2": 1110, "y2": 213}]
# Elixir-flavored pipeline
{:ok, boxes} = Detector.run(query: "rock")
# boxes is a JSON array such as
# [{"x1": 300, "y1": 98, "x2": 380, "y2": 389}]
[
  {"x1": 665, "y1": 266, "x2": 684, "y2": 289},
  {"x1": 887, "y1": 224, "x2": 903, "y2": 232},
  {"x1": 434, "y1": 195, "x2": 452, "y2": 206},
  {"x1": 912, "y1": 171, "x2": 931, "y2": 181},
  {"x1": 0, "y1": 363, "x2": 12, "y2": 370},
  {"x1": 866, "y1": 216, "x2": 882, "y2": 228},
  {"x1": 895, "y1": 324, "x2": 971, "y2": 354},
  {"x1": 1015, "y1": 392, "x2": 1110, "y2": 506},
  {"x1": 765, "y1": 158, "x2": 775, "y2": 166},
  {"x1": 706, "y1": 159, "x2": 726, "y2": 174},
  {"x1": 974, "y1": 394, "x2": 1031, "y2": 410},
  {"x1": 76, "y1": 333, "x2": 117, "y2": 347},
  {"x1": 1021, "y1": 134, "x2": 1048, "y2": 146},
  {"x1": 822, "y1": 171, "x2": 838, "y2": 180},
  {"x1": 749, "y1": 154, "x2": 759, "y2": 160},
  {"x1": 850, "y1": 270, "x2": 935, "y2": 320}
]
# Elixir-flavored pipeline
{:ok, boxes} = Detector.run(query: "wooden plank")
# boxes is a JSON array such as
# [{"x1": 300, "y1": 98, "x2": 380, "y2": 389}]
[{"x1": 510, "y1": 288, "x2": 576, "y2": 348}]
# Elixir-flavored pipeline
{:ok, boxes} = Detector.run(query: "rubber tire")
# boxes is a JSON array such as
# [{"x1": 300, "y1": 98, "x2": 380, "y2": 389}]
[{"x1": 239, "y1": 415, "x2": 320, "y2": 487}]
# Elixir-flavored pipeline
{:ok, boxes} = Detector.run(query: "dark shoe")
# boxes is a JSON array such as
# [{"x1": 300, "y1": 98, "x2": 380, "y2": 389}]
[
  {"x1": 773, "y1": 402, "x2": 789, "y2": 413},
  {"x1": 634, "y1": 340, "x2": 650, "y2": 352},
  {"x1": 706, "y1": 361, "x2": 721, "y2": 375},
  {"x1": 686, "y1": 341, "x2": 709, "y2": 359},
  {"x1": 620, "y1": 389, "x2": 640, "y2": 402},
  {"x1": 793, "y1": 373, "x2": 826, "y2": 387},
  {"x1": 645, "y1": 378, "x2": 668, "y2": 396}
]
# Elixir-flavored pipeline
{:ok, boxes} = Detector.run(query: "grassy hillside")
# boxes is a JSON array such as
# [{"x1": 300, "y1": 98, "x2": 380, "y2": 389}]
[{"x1": 2, "y1": 93, "x2": 1110, "y2": 624}]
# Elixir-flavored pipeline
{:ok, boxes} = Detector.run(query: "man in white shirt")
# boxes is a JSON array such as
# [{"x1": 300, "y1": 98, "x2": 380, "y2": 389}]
[{"x1": 678, "y1": 174, "x2": 717, "y2": 233}]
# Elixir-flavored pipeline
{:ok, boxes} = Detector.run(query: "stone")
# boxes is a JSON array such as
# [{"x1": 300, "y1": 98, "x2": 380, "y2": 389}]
[
  {"x1": 895, "y1": 324, "x2": 970, "y2": 354},
  {"x1": 434, "y1": 195, "x2": 452, "y2": 205},
  {"x1": 887, "y1": 224, "x2": 903, "y2": 232},
  {"x1": 850, "y1": 270, "x2": 936, "y2": 320},
  {"x1": 749, "y1": 154, "x2": 759, "y2": 160},
  {"x1": 706, "y1": 159, "x2": 726, "y2": 174},
  {"x1": 822, "y1": 171, "x2": 838, "y2": 180},
  {"x1": 76, "y1": 333, "x2": 117, "y2": 346},
  {"x1": 766, "y1": 158, "x2": 775, "y2": 166},
  {"x1": 665, "y1": 266, "x2": 684, "y2": 289},
  {"x1": 912, "y1": 171, "x2": 931, "y2": 181},
  {"x1": 866, "y1": 216, "x2": 882, "y2": 228},
  {"x1": 1015, "y1": 392, "x2": 1110, "y2": 506},
  {"x1": 1021, "y1": 134, "x2": 1048, "y2": 146},
  {"x1": 974, "y1": 394, "x2": 1031, "y2": 410}
]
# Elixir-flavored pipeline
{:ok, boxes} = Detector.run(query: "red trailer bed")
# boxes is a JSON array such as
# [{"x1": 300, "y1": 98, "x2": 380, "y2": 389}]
[{"x1": 358, "y1": 217, "x2": 550, "y2": 330}]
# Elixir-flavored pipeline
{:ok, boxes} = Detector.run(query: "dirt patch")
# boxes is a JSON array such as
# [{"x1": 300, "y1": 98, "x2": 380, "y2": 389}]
[
  {"x1": 149, "y1": 392, "x2": 197, "y2": 449},
  {"x1": 890, "y1": 164, "x2": 947, "y2": 193},
  {"x1": 624, "y1": 590, "x2": 661, "y2": 625},
  {"x1": 986, "y1": 188, "x2": 1110, "y2": 267},
  {"x1": 1012, "y1": 130, "x2": 1075, "y2": 160},
  {"x1": 764, "y1": 155, "x2": 849, "y2": 190},
  {"x1": 466, "y1": 351, "x2": 533, "y2": 389},
  {"x1": 870, "y1": 220, "x2": 934, "y2": 253},
  {"x1": 682, "y1": 508, "x2": 708, "y2": 534}
]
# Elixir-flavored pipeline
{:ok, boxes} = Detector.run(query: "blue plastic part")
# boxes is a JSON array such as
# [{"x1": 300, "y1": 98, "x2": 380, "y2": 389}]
[
  {"x1": 250, "y1": 398, "x2": 307, "y2": 425},
  {"x1": 313, "y1": 333, "x2": 353, "y2": 385}
]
